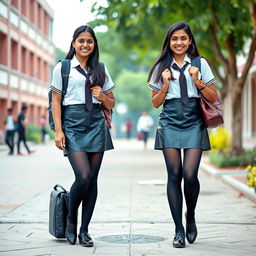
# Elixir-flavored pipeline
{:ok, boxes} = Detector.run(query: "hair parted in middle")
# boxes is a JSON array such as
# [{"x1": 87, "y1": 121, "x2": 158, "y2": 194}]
[
  {"x1": 148, "y1": 21, "x2": 200, "y2": 84},
  {"x1": 65, "y1": 25, "x2": 105, "y2": 87}
]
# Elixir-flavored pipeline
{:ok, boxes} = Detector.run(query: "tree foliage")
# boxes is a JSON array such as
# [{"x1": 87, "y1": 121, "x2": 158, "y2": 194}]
[
  {"x1": 115, "y1": 70, "x2": 152, "y2": 112},
  {"x1": 85, "y1": 0, "x2": 256, "y2": 148},
  {"x1": 55, "y1": 47, "x2": 66, "y2": 63}
]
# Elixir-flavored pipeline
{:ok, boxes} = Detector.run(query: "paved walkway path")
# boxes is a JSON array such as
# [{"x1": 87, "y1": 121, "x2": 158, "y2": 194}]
[{"x1": 0, "y1": 139, "x2": 255, "y2": 255}]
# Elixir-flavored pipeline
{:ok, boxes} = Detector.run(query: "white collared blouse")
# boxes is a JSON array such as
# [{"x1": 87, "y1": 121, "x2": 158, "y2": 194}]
[
  {"x1": 148, "y1": 54, "x2": 216, "y2": 99},
  {"x1": 51, "y1": 56, "x2": 115, "y2": 106}
]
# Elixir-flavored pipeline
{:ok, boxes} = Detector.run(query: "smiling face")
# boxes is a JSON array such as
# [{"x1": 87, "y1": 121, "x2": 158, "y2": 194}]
[
  {"x1": 72, "y1": 31, "x2": 95, "y2": 60},
  {"x1": 169, "y1": 29, "x2": 191, "y2": 58}
]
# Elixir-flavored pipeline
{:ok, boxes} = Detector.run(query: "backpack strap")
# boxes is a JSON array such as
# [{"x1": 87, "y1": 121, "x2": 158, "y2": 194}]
[
  {"x1": 60, "y1": 59, "x2": 71, "y2": 96},
  {"x1": 191, "y1": 56, "x2": 202, "y2": 72},
  {"x1": 98, "y1": 62, "x2": 106, "y2": 87}
]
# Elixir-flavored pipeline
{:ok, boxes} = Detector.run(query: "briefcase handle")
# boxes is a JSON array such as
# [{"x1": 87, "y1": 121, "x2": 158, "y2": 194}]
[{"x1": 54, "y1": 184, "x2": 68, "y2": 193}]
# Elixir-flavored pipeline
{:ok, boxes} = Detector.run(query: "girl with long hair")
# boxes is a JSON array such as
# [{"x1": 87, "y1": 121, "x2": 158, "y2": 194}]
[
  {"x1": 51, "y1": 25, "x2": 115, "y2": 247},
  {"x1": 148, "y1": 21, "x2": 217, "y2": 248}
]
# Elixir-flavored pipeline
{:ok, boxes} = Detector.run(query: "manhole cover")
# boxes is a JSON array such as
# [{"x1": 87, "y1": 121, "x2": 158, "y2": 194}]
[{"x1": 96, "y1": 234, "x2": 166, "y2": 244}]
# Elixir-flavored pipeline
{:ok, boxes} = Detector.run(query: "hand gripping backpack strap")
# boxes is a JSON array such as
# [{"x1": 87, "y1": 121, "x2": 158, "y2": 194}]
[{"x1": 191, "y1": 56, "x2": 202, "y2": 75}]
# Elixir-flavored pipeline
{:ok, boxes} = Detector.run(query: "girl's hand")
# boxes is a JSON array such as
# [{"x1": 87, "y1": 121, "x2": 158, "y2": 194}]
[
  {"x1": 55, "y1": 130, "x2": 66, "y2": 150},
  {"x1": 189, "y1": 66, "x2": 199, "y2": 83},
  {"x1": 91, "y1": 85, "x2": 105, "y2": 101},
  {"x1": 161, "y1": 69, "x2": 171, "y2": 85}
]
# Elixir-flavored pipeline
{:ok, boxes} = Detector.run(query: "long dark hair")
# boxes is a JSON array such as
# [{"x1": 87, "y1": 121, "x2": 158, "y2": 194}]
[
  {"x1": 65, "y1": 25, "x2": 105, "y2": 86},
  {"x1": 147, "y1": 21, "x2": 200, "y2": 83}
]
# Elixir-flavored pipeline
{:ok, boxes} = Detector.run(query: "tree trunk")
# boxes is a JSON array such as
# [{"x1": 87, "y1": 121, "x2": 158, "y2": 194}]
[{"x1": 232, "y1": 92, "x2": 243, "y2": 149}]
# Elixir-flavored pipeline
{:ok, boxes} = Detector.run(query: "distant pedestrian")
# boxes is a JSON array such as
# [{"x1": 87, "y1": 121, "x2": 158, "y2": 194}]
[
  {"x1": 51, "y1": 25, "x2": 115, "y2": 247},
  {"x1": 148, "y1": 21, "x2": 217, "y2": 248},
  {"x1": 136, "y1": 111, "x2": 154, "y2": 148},
  {"x1": 39, "y1": 115, "x2": 47, "y2": 143},
  {"x1": 17, "y1": 105, "x2": 35, "y2": 155},
  {"x1": 4, "y1": 108, "x2": 15, "y2": 155},
  {"x1": 125, "y1": 119, "x2": 132, "y2": 139}
]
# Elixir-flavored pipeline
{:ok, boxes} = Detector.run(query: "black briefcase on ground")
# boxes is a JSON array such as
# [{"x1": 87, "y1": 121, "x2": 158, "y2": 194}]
[{"x1": 49, "y1": 184, "x2": 69, "y2": 238}]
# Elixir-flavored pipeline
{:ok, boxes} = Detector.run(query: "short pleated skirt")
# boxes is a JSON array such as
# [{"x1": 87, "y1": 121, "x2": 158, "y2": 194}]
[
  {"x1": 62, "y1": 104, "x2": 114, "y2": 156},
  {"x1": 155, "y1": 98, "x2": 211, "y2": 151}
]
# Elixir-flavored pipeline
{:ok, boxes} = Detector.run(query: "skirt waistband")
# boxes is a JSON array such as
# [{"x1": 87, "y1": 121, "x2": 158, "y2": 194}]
[{"x1": 63, "y1": 103, "x2": 101, "y2": 109}]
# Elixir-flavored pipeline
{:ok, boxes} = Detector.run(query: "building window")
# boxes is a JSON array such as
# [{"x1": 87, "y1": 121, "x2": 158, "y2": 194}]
[
  {"x1": 44, "y1": 61, "x2": 48, "y2": 83},
  {"x1": 0, "y1": 32, "x2": 8, "y2": 66},
  {"x1": 21, "y1": 46, "x2": 27, "y2": 74},
  {"x1": 37, "y1": 56, "x2": 41, "y2": 80},
  {"x1": 11, "y1": 39, "x2": 18, "y2": 70},
  {"x1": 29, "y1": 51, "x2": 34, "y2": 77},
  {"x1": 21, "y1": 0, "x2": 27, "y2": 17},
  {"x1": 44, "y1": 11, "x2": 48, "y2": 35}
]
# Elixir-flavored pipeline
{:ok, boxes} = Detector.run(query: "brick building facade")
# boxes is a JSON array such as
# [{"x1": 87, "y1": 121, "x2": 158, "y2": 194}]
[{"x1": 0, "y1": 0, "x2": 55, "y2": 135}]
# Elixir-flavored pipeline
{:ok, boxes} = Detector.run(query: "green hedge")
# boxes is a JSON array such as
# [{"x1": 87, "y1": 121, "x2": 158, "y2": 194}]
[
  {"x1": 208, "y1": 149, "x2": 256, "y2": 167},
  {"x1": 25, "y1": 124, "x2": 55, "y2": 143},
  {"x1": 26, "y1": 124, "x2": 41, "y2": 144}
]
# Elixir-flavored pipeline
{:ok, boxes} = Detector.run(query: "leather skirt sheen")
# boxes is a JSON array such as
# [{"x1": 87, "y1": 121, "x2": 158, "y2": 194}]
[
  {"x1": 155, "y1": 98, "x2": 211, "y2": 151},
  {"x1": 62, "y1": 104, "x2": 114, "y2": 156}
]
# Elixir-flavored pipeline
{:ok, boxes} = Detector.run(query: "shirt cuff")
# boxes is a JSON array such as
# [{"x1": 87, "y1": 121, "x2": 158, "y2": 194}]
[
  {"x1": 205, "y1": 78, "x2": 216, "y2": 86},
  {"x1": 103, "y1": 85, "x2": 116, "y2": 94},
  {"x1": 50, "y1": 85, "x2": 62, "y2": 94},
  {"x1": 148, "y1": 84, "x2": 160, "y2": 91}
]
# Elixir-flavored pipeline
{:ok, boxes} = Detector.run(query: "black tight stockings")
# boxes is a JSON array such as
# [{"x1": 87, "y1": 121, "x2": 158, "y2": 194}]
[
  {"x1": 163, "y1": 148, "x2": 202, "y2": 233},
  {"x1": 67, "y1": 151, "x2": 104, "y2": 234}
]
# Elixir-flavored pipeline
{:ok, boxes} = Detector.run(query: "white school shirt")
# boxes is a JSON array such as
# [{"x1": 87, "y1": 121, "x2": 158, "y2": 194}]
[
  {"x1": 6, "y1": 115, "x2": 15, "y2": 130},
  {"x1": 148, "y1": 54, "x2": 216, "y2": 99},
  {"x1": 51, "y1": 56, "x2": 115, "y2": 106},
  {"x1": 137, "y1": 115, "x2": 154, "y2": 132}
]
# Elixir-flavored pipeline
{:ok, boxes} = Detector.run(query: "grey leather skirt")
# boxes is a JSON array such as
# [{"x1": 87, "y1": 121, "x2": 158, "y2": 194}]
[
  {"x1": 62, "y1": 104, "x2": 114, "y2": 156},
  {"x1": 155, "y1": 98, "x2": 211, "y2": 151}
]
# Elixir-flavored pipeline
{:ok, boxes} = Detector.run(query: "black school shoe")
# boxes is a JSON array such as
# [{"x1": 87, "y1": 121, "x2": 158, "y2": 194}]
[
  {"x1": 173, "y1": 232, "x2": 186, "y2": 248},
  {"x1": 66, "y1": 223, "x2": 77, "y2": 245},
  {"x1": 78, "y1": 233, "x2": 94, "y2": 247},
  {"x1": 185, "y1": 211, "x2": 198, "y2": 244}
]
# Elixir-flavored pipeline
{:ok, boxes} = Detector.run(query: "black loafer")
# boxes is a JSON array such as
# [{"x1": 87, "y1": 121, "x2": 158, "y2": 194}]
[
  {"x1": 185, "y1": 212, "x2": 197, "y2": 244},
  {"x1": 65, "y1": 223, "x2": 77, "y2": 245},
  {"x1": 78, "y1": 233, "x2": 94, "y2": 247},
  {"x1": 173, "y1": 232, "x2": 185, "y2": 248}
]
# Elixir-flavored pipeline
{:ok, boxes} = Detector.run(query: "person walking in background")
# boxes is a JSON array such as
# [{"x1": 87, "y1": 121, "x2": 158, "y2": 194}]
[
  {"x1": 17, "y1": 105, "x2": 35, "y2": 156},
  {"x1": 4, "y1": 108, "x2": 15, "y2": 155},
  {"x1": 125, "y1": 118, "x2": 132, "y2": 139},
  {"x1": 51, "y1": 25, "x2": 115, "y2": 247},
  {"x1": 148, "y1": 21, "x2": 217, "y2": 248},
  {"x1": 136, "y1": 111, "x2": 154, "y2": 148},
  {"x1": 39, "y1": 114, "x2": 47, "y2": 143}
]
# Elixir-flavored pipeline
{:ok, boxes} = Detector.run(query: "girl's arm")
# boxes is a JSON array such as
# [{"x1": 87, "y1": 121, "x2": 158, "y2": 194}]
[
  {"x1": 151, "y1": 69, "x2": 171, "y2": 108},
  {"x1": 52, "y1": 91, "x2": 65, "y2": 150},
  {"x1": 189, "y1": 66, "x2": 217, "y2": 103},
  {"x1": 195, "y1": 81, "x2": 217, "y2": 103}
]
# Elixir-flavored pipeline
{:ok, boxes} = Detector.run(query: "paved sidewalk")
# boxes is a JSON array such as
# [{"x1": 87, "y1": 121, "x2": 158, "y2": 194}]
[{"x1": 0, "y1": 139, "x2": 255, "y2": 256}]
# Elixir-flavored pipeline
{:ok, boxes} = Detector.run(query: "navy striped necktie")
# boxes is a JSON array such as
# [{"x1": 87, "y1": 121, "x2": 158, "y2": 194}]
[
  {"x1": 75, "y1": 65, "x2": 93, "y2": 111},
  {"x1": 172, "y1": 62, "x2": 189, "y2": 104}
]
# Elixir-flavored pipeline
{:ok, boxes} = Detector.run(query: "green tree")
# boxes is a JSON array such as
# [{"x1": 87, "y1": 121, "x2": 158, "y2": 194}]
[
  {"x1": 116, "y1": 70, "x2": 152, "y2": 112},
  {"x1": 85, "y1": 0, "x2": 256, "y2": 149},
  {"x1": 55, "y1": 47, "x2": 66, "y2": 62}
]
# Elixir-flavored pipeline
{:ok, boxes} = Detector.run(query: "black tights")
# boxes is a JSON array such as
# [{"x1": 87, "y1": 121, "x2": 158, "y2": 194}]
[
  {"x1": 67, "y1": 151, "x2": 104, "y2": 234},
  {"x1": 162, "y1": 148, "x2": 202, "y2": 234}
]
